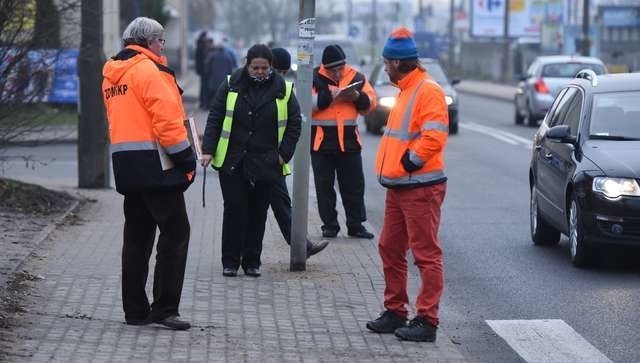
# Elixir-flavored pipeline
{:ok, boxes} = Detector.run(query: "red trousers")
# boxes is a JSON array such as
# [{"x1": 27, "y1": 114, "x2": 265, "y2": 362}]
[{"x1": 378, "y1": 182, "x2": 446, "y2": 326}]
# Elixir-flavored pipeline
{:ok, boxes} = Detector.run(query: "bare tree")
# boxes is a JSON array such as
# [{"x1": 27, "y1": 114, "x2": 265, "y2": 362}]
[{"x1": 0, "y1": 0, "x2": 80, "y2": 152}]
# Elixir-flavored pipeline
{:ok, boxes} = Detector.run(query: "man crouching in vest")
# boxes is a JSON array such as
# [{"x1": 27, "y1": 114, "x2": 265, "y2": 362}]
[
  {"x1": 102, "y1": 17, "x2": 196, "y2": 330},
  {"x1": 365, "y1": 27, "x2": 449, "y2": 343}
]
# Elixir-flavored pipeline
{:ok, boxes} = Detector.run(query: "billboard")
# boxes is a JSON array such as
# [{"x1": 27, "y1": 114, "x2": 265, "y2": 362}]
[{"x1": 471, "y1": 0, "x2": 559, "y2": 38}]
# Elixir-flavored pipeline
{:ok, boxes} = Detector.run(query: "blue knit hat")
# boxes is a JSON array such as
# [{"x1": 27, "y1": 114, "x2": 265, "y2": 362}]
[{"x1": 382, "y1": 27, "x2": 418, "y2": 60}]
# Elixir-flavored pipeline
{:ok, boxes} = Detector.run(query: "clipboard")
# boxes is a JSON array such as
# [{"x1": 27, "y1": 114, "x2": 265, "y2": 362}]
[{"x1": 335, "y1": 80, "x2": 363, "y2": 99}]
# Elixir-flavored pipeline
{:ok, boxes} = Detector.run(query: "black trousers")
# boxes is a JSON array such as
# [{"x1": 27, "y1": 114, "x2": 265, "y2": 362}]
[
  {"x1": 269, "y1": 175, "x2": 292, "y2": 244},
  {"x1": 122, "y1": 189, "x2": 190, "y2": 322},
  {"x1": 311, "y1": 151, "x2": 367, "y2": 233},
  {"x1": 219, "y1": 170, "x2": 272, "y2": 270}
]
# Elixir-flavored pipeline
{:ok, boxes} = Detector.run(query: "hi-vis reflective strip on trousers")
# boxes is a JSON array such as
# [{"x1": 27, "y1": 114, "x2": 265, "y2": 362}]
[
  {"x1": 213, "y1": 78, "x2": 293, "y2": 175},
  {"x1": 378, "y1": 80, "x2": 447, "y2": 187}
]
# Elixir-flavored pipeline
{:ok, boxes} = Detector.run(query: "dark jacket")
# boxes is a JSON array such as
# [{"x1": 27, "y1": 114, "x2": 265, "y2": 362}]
[
  {"x1": 312, "y1": 66, "x2": 371, "y2": 153},
  {"x1": 204, "y1": 47, "x2": 234, "y2": 94},
  {"x1": 202, "y1": 68, "x2": 302, "y2": 181}
]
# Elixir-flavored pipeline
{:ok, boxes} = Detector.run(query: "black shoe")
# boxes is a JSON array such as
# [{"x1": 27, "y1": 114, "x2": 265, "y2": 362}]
[
  {"x1": 222, "y1": 267, "x2": 238, "y2": 277},
  {"x1": 322, "y1": 228, "x2": 339, "y2": 238},
  {"x1": 394, "y1": 316, "x2": 437, "y2": 342},
  {"x1": 125, "y1": 317, "x2": 151, "y2": 326},
  {"x1": 348, "y1": 228, "x2": 375, "y2": 239},
  {"x1": 244, "y1": 267, "x2": 261, "y2": 277},
  {"x1": 366, "y1": 310, "x2": 407, "y2": 333},
  {"x1": 306, "y1": 239, "x2": 329, "y2": 259},
  {"x1": 153, "y1": 315, "x2": 191, "y2": 330}
]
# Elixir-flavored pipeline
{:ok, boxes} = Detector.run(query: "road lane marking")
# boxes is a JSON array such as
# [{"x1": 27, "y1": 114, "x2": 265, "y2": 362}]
[
  {"x1": 486, "y1": 319, "x2": 612, "y2": 363},
  {"x1": 460, "y1": 122, "x2": 533, "y2": 149}
]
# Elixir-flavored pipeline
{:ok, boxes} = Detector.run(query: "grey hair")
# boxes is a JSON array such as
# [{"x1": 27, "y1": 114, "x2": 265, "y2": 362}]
[{"x1": 122, "y1": 17, "x2": 164, "y2": 46}]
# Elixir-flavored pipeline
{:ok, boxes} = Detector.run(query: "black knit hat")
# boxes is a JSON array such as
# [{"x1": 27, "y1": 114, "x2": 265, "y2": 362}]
[
  {"x1": 322, "y1": 44, "x2": 346, "y2": 68},
  {"x1": 271, "y1": 47, "x2": 291, "y2": 71}
]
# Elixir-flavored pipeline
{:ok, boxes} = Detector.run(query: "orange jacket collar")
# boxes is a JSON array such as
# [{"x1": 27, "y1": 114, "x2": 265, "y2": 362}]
[
  {"x1": 126, "y1": 45, "x2": 168, "y2": 66},
  {"x1": 318, "y1": 64, "x2": 357, "y2": 84},
  {"x1": 397, "y1": 68, "x2": 427, "y2": 91}
]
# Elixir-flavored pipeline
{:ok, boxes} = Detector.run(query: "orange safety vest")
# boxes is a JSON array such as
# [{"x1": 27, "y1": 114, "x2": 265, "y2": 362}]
[
  {"x1": 375, "y1": 67, "x2": 448, "y2": 188},
  {"x1": 311, "y1": 65, "x2": 377, "y2": 152},
  {"x1": 103, "y1": 45, "x2": 194, "y2": 194}
]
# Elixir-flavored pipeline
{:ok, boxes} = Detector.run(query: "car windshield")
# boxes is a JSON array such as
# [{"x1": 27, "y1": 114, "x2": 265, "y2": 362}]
[
  {"x1": 541, "y1": 62, "x2": 606, "y2": 78},
  {"x1": 589, "y1": 91, "x2": 640, "y2": 139},
  {"x1": 423, "y1": 62, "x2": 449, "y2": 86}
]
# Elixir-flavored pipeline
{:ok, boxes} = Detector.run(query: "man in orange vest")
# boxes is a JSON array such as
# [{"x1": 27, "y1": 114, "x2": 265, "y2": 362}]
[
  {"x1": 102, "y1": 17, "x2": 195, "y2": 330},
  {"x1": 365, "y1": 27, "x2": 448, "y2": 342},
  {"x1": 311, "y1": 45, "x2": 377, "y2": 239}
]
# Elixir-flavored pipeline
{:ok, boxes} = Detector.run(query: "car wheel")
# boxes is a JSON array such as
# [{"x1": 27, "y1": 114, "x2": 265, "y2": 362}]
[
  {"x1": 526, "y1": 104, "x2": 538, "y2": 127},
  {"x1": 449, "y1": 115, "x2": 459, "y2": 135},
  {"x1": 569, "y1": 195, "x2": 591, "y2": 268},
  {"x1": 514, "y1": 99, "x2": 524, "y2": 125},
  {"x1": 530, "y1": 185, "x2": 560, "y2": 245}
]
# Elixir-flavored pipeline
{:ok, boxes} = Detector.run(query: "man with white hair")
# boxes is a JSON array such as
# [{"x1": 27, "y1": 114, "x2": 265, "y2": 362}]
[{"x1": 102, "y1": 17, "x2": 195, "y2": 331}]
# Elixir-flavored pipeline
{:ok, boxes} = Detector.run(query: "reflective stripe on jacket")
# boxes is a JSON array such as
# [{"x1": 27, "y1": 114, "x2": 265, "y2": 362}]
[
  {"x1": 213, "y1": 76, "x2": 294, "y2": 175},
  {"x1": 311, "y1": 65, "x2": 376, "y2": 152},
  {"x1": 375, "y1": 68, "x2": 448, "y2": 188},
  {"x1": 102, "y1": 45, "x2": 195, "y2": 194}
]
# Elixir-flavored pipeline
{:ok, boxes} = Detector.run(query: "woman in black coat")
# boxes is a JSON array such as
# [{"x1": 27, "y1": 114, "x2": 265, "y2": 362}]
[{"x1": 201, "y1": 44, "x2": 302, "y2": 277}]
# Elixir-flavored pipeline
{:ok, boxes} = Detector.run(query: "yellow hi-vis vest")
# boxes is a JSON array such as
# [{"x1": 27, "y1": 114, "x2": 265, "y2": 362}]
[{"x1": 213, "y1": 77, "x2": 293, "y2": 175}]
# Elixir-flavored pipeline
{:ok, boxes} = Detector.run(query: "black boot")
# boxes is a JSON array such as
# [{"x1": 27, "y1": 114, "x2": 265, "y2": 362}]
[
  {"x1": 306, "y1": 239, "x2": 329, "y2": 259},
  {"x1": 366, "y1": 310, "x2": 407, "y2": 333},
  {"x1": 394, "y1": 316, "x2": 437, "y2": 342}
]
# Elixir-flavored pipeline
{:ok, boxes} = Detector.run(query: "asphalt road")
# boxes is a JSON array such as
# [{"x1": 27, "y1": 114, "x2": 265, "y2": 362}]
[
  {"x1": 358, "y1": 93, "x2": 640, "y2": 362},
  {"x1": 2, "y1": 92, "x2": 640, "y2": 362}
]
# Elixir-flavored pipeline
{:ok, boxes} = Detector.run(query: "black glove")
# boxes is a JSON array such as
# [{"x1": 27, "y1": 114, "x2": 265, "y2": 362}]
[{"x1": 401, "y1": 150, "x2": 421, "y2": 173}]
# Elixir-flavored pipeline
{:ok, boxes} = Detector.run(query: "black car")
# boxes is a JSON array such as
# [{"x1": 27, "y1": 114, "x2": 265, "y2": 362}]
[
  {"x1": 364, "y1": 58, "x2": 459, "y2": 135},
  {"x1": 529, "y1": 70, "x2": 640, "y2": 267}
]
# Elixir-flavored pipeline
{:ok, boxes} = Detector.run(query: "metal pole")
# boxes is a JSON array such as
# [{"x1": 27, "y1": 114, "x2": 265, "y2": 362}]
[
  {"x1": 180, "y1": 0, "x2": 188, "y2": 76},
  {"x1": 581, "y1": 0, "x2": 590, "y2": 56},
  {"x1": 290, "y1": 0, "x2": 316, "y2": 271},
  {"x1": 78, "y1": 0, "x2": 110, "y2": 188},
  {"x1": 502, "y1": 0, "x2": 510, "y2": 82},
  {"x1": 448, "y1": 0, "x2": 455, "y2": 69},
  {"x1": 370, "y1": 0, "x2": 377, "y2": 61}
]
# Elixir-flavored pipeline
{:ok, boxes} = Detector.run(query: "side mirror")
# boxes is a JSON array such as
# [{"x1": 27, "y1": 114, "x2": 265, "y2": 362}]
[
  {"x1": 451, "y1": 79, "x2": 460, "y2": 86},
  {"x1": 546, "y1": 125, "x2": 576, "y2": 144},
  {"x1": 519, "y1": 75, "x2": 528, "y2": 82}
]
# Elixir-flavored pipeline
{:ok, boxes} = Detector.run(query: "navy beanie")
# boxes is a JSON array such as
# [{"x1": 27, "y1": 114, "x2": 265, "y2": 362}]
[
  {"x1": 382, "y1": 27, "x2": 418, "y2": 60},
  {"x1": 271, "y1": 47, "x2": 291, "y2": 71},
  {"x1": 322, "y1": 44, "x2": 346, "y2": 68}
]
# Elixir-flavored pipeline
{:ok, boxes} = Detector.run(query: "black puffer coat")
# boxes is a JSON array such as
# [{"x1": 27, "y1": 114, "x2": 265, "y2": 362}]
[{"x1": 202, "y1": 68, "x2": 301, "y2": 181}]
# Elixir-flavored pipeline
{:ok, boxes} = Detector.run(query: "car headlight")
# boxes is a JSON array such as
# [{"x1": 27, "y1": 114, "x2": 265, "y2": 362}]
[
  {"x1": 445, "y1": 95, "x2": 454, "y2": 105},
  {"x1": 291, "y1": 63, "x2": 298, "y2": 72},
  {"x1": 592, "y1": 177, "x2": 640, "y2": 198},
  {"x1": 379, "y1": 96, "x2": 396, "y2": 108}
]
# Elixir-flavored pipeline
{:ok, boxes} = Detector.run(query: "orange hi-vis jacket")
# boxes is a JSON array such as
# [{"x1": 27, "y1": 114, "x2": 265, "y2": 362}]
[
  {"x1": 375, "y1": 67, "x2": 448, "y2": 188},
  {"x1": 102, "y1": 45, "x2": 195, "y2": 194},
  {"x1": 311, "y1": 64, "x2": 377, "y2": 152}
]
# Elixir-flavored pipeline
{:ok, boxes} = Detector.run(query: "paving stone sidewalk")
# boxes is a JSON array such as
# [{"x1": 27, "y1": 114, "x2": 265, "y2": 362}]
[{"x1": 1, "y1": 170, "x2": 467, "y2": 362}]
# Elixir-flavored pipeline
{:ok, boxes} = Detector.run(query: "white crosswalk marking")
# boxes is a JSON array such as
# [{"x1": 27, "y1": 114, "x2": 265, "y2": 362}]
[{"x1": 486, "y1": 319, "x2": 613, "y2": 363}]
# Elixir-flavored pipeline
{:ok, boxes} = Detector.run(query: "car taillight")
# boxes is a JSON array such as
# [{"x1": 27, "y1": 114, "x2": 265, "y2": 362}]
[{"x1": 534, "y1": 79, "x2": 549, "y2": 94}]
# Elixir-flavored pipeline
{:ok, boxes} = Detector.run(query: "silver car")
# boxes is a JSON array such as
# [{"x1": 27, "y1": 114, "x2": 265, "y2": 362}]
[{"x1": 514, "y1": 55, "x2": 607, "y2": 127}]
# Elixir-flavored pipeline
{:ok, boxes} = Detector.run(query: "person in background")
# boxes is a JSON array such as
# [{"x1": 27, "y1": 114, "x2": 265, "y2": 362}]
[
  {"x1": 311, "y1": 44, "x2": 377, "y2": 239},
  {"x1": 204, "y1": 38, "x2": 234, "y2": 107},
  {"x1": 102, "y1": 16, "x2": 196, "y2": 331},
  {"x1": 270, "y1": 47, "x2": 329, "y2": 259},
  {"x1": 201, "y1": 45, "x2": 302, "y2": 278},
  {"x1": 365, "y1": 27, "x2": 449, "y2": 343},
  {"x1": 195, "y1": 30, "x2": 209, "y2": 109},
  {"x1": 222, "y1": 36, "x2": 238, "y2": 70}
]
